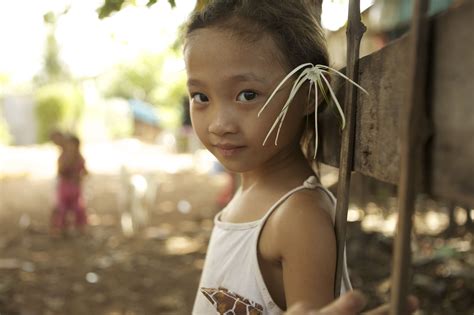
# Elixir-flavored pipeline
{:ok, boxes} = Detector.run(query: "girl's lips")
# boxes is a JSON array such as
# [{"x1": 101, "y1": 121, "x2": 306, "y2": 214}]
[{"x1": 214, "y1": 144, "x2": 246, "y2": 157}]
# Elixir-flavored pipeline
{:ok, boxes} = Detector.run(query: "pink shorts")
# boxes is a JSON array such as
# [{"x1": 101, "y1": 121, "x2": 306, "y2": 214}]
[{"x1": 52, "y1": 179, "x2": 87, "y2": 229}]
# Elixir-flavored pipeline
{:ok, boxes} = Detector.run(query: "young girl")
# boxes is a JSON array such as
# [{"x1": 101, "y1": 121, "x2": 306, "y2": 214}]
[
  {"x1": 184, "y1": 1, "x2": 356, "y2": 314},
  {"x1": 51, "y1": 134, "x2": 88, "y2": 235}
]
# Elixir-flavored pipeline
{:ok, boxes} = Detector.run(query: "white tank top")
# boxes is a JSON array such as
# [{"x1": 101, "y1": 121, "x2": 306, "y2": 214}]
[{"x1": 192, "y1": 176, "x2": 352, "y2": 315}]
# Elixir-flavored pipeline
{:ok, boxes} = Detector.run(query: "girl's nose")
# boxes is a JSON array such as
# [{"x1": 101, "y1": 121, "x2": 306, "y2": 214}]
[{"x1": 208, "y1": 109, "x2": 238, "y2": 136}]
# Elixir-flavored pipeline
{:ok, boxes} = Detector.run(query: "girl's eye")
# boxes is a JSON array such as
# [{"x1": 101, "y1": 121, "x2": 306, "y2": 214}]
[
  {"x1": 237, "y1": 91, "x2": 257, "y2": 102},
  {"x1": 191, "y1": 93, "x2": 209, "y2": 103}
]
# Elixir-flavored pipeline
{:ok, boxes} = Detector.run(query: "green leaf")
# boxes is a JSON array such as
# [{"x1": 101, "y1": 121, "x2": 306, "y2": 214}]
[
  {"x1": 43, "y1": 11, "x2": 56, "y2": 24},
  {"x1": 97, "y1": 0, "x2": 126, "y2": 19},
  {"x1": 147, "y1": 0, "x2": 157, "y2": 7}
]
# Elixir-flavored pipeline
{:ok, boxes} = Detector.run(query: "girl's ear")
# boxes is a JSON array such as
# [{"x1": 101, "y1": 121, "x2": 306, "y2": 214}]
[{"x1": 304, "y1": 90, "x2": 315, "y2": 116}]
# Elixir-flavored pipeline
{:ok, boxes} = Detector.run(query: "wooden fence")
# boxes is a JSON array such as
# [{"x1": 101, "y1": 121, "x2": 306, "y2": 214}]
[
  {"x1": 325, "y1": 1, "x2": 473, "y2": 314},
  {"x1": 321, "y1": 0, "x2": 473, "y2": 206}
]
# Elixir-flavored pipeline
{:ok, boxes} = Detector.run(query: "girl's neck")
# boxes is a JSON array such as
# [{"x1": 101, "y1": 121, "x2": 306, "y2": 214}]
[{"x1": 239, "y1": 147, "x2": 315, "y2": 192}]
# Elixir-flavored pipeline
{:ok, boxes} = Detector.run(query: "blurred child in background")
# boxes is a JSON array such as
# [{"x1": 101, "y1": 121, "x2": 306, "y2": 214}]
[{"x1": 51, "y1": 133, "x2": 88, "y2": 236}]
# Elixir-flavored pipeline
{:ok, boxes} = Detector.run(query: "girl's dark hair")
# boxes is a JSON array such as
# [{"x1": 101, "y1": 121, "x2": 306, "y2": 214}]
[{"x1": 185, "y1": 0, "x2": 328, "y2": 166}]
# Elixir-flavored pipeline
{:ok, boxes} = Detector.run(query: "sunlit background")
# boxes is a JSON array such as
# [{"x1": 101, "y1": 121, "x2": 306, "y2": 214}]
[
  {"x1": 1, "y1": 0, "x2": 388, "y2": 178},
  {"x1": 0, "y1": 0, "x2": 193, "y2": 82}
]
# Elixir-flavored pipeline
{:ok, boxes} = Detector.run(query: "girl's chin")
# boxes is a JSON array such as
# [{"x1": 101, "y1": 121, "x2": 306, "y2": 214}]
[{"x1": 214, "y1": 160, "x2": 247, "y2": 174}]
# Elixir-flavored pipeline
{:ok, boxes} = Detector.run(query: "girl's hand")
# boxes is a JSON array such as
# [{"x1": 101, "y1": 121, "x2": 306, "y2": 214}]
[{"x1": 284, "y1": 291, "x2": 419, "y2": 315}]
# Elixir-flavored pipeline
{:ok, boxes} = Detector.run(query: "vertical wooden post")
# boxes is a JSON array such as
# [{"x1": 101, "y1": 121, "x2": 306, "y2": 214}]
[
  {"x1": 390, "y1": 0, "x2": 430, "y2": 314},
  {"x1": 334, "y1": 0, "x2": 366, "y2": 297}
]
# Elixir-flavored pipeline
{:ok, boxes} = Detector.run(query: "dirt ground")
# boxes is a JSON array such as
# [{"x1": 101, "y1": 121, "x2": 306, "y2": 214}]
[
  {"x1": 0, "y1": 169, "x2": 224, "y2": 315},
  {"x1": 0, "y1": 142, "x2": 473, "y2": 315}
]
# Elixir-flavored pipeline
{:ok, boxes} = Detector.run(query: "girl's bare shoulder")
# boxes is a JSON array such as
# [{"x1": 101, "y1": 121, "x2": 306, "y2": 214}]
[
  {"x1": 276, "y1": 188, "x2": 333, "y2": 226},
  {"x1": 267, "y1": 188, "x2": 335, "y2": 253}
]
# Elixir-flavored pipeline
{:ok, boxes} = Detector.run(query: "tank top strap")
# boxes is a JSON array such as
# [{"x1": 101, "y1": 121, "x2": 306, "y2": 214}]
[{"x1": 259, "y1": 176, "x2": 323, "y2": 224}]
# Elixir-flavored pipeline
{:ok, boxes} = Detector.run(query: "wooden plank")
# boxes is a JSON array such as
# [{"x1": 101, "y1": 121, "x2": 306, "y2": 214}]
[
  {"x1": 429, "y1": 1, "x2": 474, "y2": 207},
  {"x1": 318, "y1": 0, "x2": 474, "y2": 207}
]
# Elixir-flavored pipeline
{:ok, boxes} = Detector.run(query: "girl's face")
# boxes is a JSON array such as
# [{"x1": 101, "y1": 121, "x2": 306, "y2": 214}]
[{"x1": 184, "y1": 27, "x2": 308, "y2": 173}]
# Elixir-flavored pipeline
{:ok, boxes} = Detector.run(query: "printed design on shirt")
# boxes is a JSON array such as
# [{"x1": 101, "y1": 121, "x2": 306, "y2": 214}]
[{"x1": 200, "y1": 287, "x2": 264, "y2": 315}]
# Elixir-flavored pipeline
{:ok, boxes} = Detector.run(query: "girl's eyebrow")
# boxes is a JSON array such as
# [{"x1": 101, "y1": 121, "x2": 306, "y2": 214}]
[
  {"x1": 187, "y1": 73, "x2": 268, "y2": 87},
  {"x1": 228, "y1": 73, "x2": 268, "y2": 84},
  {"x1": 187, "y1": 78, "x2": 203, "y2": 87}
]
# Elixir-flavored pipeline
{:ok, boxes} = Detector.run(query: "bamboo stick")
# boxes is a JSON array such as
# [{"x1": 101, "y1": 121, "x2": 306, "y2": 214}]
[
  {"x1": 334, "y1": 0, "x2": 366, "y2": 297},
  {"x1": 390, "y1": 0, "x2": 430, "y2": 314}
]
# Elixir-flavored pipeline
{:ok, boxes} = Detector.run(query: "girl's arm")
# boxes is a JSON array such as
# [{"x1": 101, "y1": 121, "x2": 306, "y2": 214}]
[
  {"x1": 284, "y1": 291, "x2": 419, "y2": 315},
  {"x1": 273, "y1": 191, "x2": 336, "y2": 310}
]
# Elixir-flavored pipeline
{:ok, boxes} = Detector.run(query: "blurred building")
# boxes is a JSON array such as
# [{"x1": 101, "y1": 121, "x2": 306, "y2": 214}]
[
  {"x1": 1, "y1": 95, "x2": 36, "y2": 145},
  {"x1": 128, "y1": 99, "x2": 162, "y2": 143}
]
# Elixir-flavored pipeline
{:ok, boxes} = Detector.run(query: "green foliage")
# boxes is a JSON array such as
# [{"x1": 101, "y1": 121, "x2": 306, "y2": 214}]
[
  {"x1": 36, "y1": 11, "x2": 70, "y2": 85},
  {"x1": 103, "y1": 54, "x2": 165, "y2": 103},
  {"x1": 43, "y1": 11, "x2": 56, "y2": 24},
  {"x1": 150, "y1": 73, "x2": 186, "y2": 108},
  {"x1": 98, "y1": 0, "x2": 126, "y2": 19},
  {"x1": 43, "y1": 33, "x2": 65, "y2": 82},
  {"x1": 101, "y1": 50, "x2": 187, "y2": 129},
  {"x1": 97, "y1": 0, "x2": 176, "y2": 19},
  {"x1": 151, "y1": 74, "x2": 187, "y2": 129},
  {"x1": 34, "y1": 83, "x2": 84, "y2": 143}
]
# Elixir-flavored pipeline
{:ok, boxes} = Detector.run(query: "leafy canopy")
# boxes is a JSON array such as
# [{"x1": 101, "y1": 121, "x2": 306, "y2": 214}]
[{"x1": 97, "y1": 0, "x2": 177, "y2": 19}]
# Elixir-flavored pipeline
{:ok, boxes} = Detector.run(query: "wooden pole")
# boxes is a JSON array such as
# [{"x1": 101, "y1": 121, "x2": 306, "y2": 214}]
[
  {"x1": 334, "y1": 0, "x2": 366, "y2": 297},
  {"x1": 390, "y1": 0, "x2": 430, "y2": 314}
]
